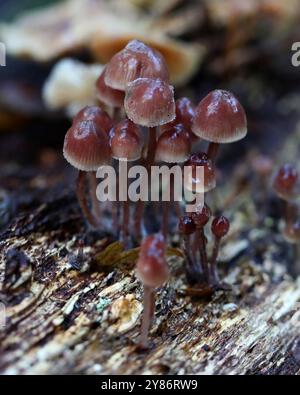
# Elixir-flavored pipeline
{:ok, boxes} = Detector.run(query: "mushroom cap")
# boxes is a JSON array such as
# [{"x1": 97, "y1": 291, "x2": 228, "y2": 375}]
[
  {"x1": 74, "y1": 105, "x2": 113, "y2": 135},
  {"x1": 63, "y1": 119, "x2": 111, "y2": 171},
  {"x1": 192, "y1": 90, "x2": 247, "y2": 143},
  {"x1": 211, "y1": 215, "x2": 230, "y2": 239},
  {"x1": 96, "y1": 67, "x2": 125, "y2": 108},
  {"x1": 109, "y1": 119, "x2": 143, "y2": 161},
  {"x1": 272, "y1": 163, "x2": 299, "y2": 201},
  {"x1": 104, "y1": 40, "x2": 169, "y2": 91},
  {"x1": 136, "y1": 234, "x2": 169, "y2": 288},
  {"x1": 184, "y1": 152, "x2": 216, "y2": 193},
  {"x1": 125, "y1": 78, "x2": 175, "y2": 127},
  {"x1": 160, "y1": 97, "x2": 197, "y2": 142},
  {"x1": 179, "y1": 215, "x2": 196, "y2": 236},
  {"x1": 155, "y1": 123, "x2": 191, "y2": 163},
  {"x1": 192, "y1": 203, "x2": 211, "y2": 228}
]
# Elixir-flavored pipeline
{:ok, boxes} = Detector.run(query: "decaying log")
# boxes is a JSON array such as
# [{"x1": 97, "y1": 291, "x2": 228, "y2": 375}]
[{"x1": 0, "y1": 188, "x2": 300, "y2": 375}]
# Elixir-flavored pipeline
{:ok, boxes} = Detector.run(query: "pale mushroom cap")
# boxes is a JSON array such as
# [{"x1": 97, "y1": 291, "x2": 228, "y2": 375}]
[
  {"x1": 104, "y1": 40, "x2": 169, "y2": 91},
  {"x1": 96, "y1": 68, "x2": 125, "y2": 108},
  {"x1": 124, "y1": 78, "x2": 175, "y2": 127},
  {"x1": 109, "y1": 119, "x2": 143, "y2": 161},
  {"x1": 63, "y1": 120, "x2": 111, "y2": 171},
  {"x1": 192, "y1": 90, "x2": 247, "y2": 143},
  {"x1": 155, "y1": 124, "x2": 191, "y2": 163}
]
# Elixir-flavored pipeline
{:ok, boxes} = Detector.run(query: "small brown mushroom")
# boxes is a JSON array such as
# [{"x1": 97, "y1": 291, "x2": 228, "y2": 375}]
[
  {"x1": 104, "y1": 40, "x2": 169, "y2": 91},
  {"x1": 192, "y1": 90, "x2": 247, "y2": 162},
  {"x1": 136, "y1": 234, "x2": 168, "y2": 348}
]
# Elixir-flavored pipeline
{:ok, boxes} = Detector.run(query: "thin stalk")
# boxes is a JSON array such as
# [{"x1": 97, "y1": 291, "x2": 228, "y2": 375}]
[
  {"x1": 183, "y1": 235, "x2": 198, "y2": 284},
  {"x1": 146, "y1": 127, "x2": 157, "y2": 169},
  {"x1": 140, "y1": 285, "x2": 155, "y2": 348},
  {"x1": 210, "y1": 237, "x2": 221, "y2": 284},
  {"x1": 198, "y1": 228, "x2": 209, "y2": 282},
  {"x1": 88, "y1": 171, "x2": 101, "y2": 222},
  {"x1": 162, "y1": 201, "x2": 169, "y2": 240},
  {"x1": 207, "y1": 142, "x2": 220, "y2": 163},
  {"x1": 76, "y1": 171, "x2": 98, "y2": 227}
]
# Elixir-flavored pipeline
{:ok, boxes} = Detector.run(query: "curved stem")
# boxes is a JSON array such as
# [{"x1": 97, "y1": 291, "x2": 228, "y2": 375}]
[
  {"x1": 76, "y1": 171, "x2": 98, "y2": 228},
  {"x1": 140, "y1": 285, "x2": 155, "y2": 348}
]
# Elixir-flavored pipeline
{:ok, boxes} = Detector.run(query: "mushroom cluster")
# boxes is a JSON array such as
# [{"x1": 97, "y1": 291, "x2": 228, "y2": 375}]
[{"x1": 63, "y1": 40, "x2": 248, "y2": 344}]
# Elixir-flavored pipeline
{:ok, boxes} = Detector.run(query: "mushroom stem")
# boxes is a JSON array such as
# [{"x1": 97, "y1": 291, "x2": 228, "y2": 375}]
[
  {"x1": 285, "y1": 201, "x2": 296, "y2": 226},
  {"x1": 146, "y1": 127, "x2": 157, "y2": 168},
  {"x1": 140, "y1": 285, "x2": 155, "y2": 348},
  {"x1": 183, "y1": 235, "x2": 198, "y2": 283},
  {"x1": 210, "y1": 237, "x2": 221, "y2": 284},
  {"x1": 76, "y1": 171, "x2": 98, "y2": 228},
  {"x1": 122, "y1": 199, "x2": 130, "y2": 247},
  {"x1": 207, "y1": 142, "x2": 220, "y2": 163},
  {"x1": 88, "y1": 171, "x2": 101, "y2": 222},
  {"x1": 197, "y1": 228, "x2": 209, "y2": 282},
  {"x1": 135, "y1": 200, "x2": 145, "y2": 240},
  {"x1": 162, "y1": 201, "x2": 169, "y2": 240}
]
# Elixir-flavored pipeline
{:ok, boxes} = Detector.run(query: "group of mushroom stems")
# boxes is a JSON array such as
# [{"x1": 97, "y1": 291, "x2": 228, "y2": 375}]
[{"x1": 63, "y1": 40, "x2": 251, "y2": 347}]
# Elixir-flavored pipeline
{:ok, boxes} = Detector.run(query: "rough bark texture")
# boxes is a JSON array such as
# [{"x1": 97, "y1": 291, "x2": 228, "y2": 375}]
[{"x1": 0, "y1": 188, "x2": 300, "y2": 375}]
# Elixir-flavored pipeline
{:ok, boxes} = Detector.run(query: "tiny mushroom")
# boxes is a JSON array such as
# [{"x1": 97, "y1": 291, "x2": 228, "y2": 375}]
[
  {"x1": 192, "y1": 90, "x2": 247, "y2": 162},
  {"x1": 136, "y1": 233, "x2": 168, "y2": 348},
  {"x1": 104, "y1": 39, "x2": 169, "y2": 91},
  {"x1": 109, "y1": 119, "x2": 143, "y2": 244},
  {"x1": 179, "y1": 214, "x2": 197, "y2": 282},
  {"x1": 63, "y1": 106, "x2": 112, "y2": 227},
  {"x1": 210, "y1": 215, "x2": 230, "y2": 284},
  {"x1": 272, "y1": 164, "x2": 299, "y2": 226},
  {"x1": 184, "y1": 152, "x2": 216, "y2": 194},
  {"x1": 192, "y1": 203, "x2": 212, "y2": 282}
]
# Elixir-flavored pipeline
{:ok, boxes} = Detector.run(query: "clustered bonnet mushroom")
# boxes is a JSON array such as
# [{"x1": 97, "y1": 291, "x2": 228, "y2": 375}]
[{"x1": 63, "y1": 41, "x2": 249, "y2": 343}]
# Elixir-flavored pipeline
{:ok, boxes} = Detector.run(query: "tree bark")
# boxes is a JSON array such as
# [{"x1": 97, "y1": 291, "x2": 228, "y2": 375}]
[{"x1": 0, "y1": 191, "x2": 299, "y2": 375}]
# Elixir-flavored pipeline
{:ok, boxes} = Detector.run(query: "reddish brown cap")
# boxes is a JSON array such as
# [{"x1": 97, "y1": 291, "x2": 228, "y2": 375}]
[
  {"x1": 179, "y1": 215, "x2": 196, "y2": 236},
  {"x1": 192, "y1": 90, "x2": 247, "y2": 143},
  {"x1": 155, "y1": 124, "x2": 191, "y2": 163},
  {"x1": 192, "y1": 203, "x2": 211, "y2": 228},
  {"x1": 272, "y1": 164, "x2": 299, "y2": 201},
  {"x1": 63, "y1": 119, "x2": 111, "y2": 171},
  {"x1": 73, "y1": 105, "x2": 113, "y2": 135},
  {"x1": 104, "y1": 40, "x2": 169, "y2": 91},
  {"x1": 160, "y1": 97, "x2": 197, "y2": 142},
  {"x1": 136, "y1": 234, "x2": 169, "y2": 288},
  {"x1": 96, "y1": 67, "x2": 125, "y2": 108},
  {"x1": 125, "y1": 78, "x2": 175, "y2": 127},
  {"x1": 184, "y1": 153, "x2": 216, "y2": 193},
  {"x1": 109, "y1": 119, "x2": 143, "y2": 161},
  {"x1": 211, "y1": 215, "x2": 230, "y2": 239}
]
